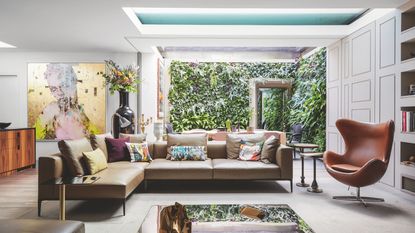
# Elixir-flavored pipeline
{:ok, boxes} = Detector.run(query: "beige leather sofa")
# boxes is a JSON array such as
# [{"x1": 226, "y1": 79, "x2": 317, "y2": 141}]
[{"x1": 38, "y1": 141, "x2": 293, "y2": 216}]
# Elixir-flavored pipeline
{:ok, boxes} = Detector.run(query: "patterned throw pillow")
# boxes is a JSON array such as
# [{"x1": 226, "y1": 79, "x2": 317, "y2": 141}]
[
  {"x1": 126, "y1": 142, "x2": 152, "y2": 162},
  {"x1": 170, "y1": 146, "x2": 206, "y2": 161},
  {"x1": 238, "y1": 141, "x2": 263, "y2": 161}
]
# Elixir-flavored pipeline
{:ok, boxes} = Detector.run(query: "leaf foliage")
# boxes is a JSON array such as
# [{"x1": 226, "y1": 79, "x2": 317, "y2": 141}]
[{"x1": 168, "y1": 48, "x2": 326, "y2": 150}]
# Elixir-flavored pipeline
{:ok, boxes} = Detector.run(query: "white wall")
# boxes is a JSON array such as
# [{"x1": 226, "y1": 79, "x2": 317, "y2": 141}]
[
  {"x1": 0, "y1": 51, "x2": 137, "y2": 159},
  {"x1": 140, "y1": 52, "x2": 161, "y2": 142}
]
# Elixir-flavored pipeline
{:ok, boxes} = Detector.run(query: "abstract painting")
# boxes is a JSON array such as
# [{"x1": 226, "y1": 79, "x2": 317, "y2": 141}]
[
  {"x1": 28, "y1": 63, "x2": 106, "y2": 140},
  {"x1": 157, "y1": 59, "x2": 165, "y2": 119}
]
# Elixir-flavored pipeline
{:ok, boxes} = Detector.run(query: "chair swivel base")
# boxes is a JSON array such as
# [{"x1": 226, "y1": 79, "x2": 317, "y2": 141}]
[
  {"x1": 332, "y1": 187, "x2": 384, "y2": 207},
  {"x1": 333, "y1": 196, "x2": 384, "y2": 207}
]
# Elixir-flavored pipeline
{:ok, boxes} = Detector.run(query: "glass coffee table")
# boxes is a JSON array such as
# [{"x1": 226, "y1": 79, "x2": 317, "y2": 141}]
[{"x1": 139, "y1": 204, "x2": 314, "y2": 233}]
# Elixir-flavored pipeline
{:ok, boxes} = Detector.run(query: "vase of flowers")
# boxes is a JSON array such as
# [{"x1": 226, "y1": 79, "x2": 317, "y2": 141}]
[{"x1": 101, "y1": 60, "x2": 140, "y2": 138}]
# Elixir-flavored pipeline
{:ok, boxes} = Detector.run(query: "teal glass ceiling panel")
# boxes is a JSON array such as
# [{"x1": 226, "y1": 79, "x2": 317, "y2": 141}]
[{"x1": 136, "y1": 11, "x2": 368, "y2": 26}]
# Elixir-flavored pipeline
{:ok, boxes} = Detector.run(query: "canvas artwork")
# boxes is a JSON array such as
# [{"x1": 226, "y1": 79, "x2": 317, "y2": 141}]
[
  {"x1": 157, "y1": 59, "x2": 165, "y2": 119},
  {"x1": 28, "y1": 63, "x2": 106, "y2": 140}
]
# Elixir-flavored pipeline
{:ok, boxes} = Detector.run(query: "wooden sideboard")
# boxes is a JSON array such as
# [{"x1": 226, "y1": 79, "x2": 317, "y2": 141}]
[{"x1": 0, "y1": 128, "x2": 36, "y2": 175}]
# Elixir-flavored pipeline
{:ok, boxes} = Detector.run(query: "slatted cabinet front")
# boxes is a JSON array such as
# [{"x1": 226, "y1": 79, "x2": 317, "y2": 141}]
[{"x1": 0, "y1": 128, "x2": 35, "y2": 175}]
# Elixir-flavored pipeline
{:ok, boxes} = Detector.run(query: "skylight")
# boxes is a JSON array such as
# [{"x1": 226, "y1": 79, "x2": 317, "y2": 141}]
[{"x1": 130, "y1": 8, "x2": 368, "y2": 26}]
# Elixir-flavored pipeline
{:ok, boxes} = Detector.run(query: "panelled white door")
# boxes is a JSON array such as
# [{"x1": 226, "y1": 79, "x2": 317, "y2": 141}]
[
  {"x1": 326, "y1": 41, "x2": 342, "y2": 153},
  {"x1": 376, "y1": 11, "x2": 399, "y2": 187},
  {"x1": 340, "y1": 37, "x2": 352, "y2": 153},
  {"x1": 348, "y1": 22, "x2": 376, "y2": 123}
]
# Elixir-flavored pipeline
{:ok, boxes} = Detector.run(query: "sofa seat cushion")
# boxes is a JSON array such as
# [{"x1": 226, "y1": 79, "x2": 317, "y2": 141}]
[
  {"x1": 145, "y1": 158, "x2": 213, "y2": 180},
  {"x1": 331, "y1": 163, "x2": 360, "y2": 173},
  {"x1": 213, "y1": 159, "x2": 281, "y2": 180},
  {"x1": 107, "y1": 161, "x2": 150, "y2": 170},
  {"x1": 40, "y1": 165, "x2": 145, "y2": 200},
  {"x1": 0, "y1": 219, "x2": 85, "y2": 233}
]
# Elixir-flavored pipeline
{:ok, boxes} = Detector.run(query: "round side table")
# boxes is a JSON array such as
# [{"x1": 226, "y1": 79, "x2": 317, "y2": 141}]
[
  {"x1": 289, "y1": 143, "x2": 319, "y2": 187},
  {"x1": 300, "y1": 152, "x2": 324, "y2": 193}
]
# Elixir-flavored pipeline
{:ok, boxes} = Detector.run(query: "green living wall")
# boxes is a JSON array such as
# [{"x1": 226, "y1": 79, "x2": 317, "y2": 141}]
[{"x1": 168, "y1": 48, "x2": 326, "y2": 150}]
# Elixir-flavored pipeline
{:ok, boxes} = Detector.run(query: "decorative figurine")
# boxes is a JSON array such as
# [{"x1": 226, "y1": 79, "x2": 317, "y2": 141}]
[
  {"x1": 409, "y1": 84, "x2": 415, "y2": 95},
  {"x1": 140, "y1": 114, "x2": 153, "y2": 134}
]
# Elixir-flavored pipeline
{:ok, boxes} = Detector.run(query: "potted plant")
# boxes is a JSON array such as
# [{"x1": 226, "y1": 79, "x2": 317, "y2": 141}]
[{"x1": 101, "y1": 60, "x2": 140, "y2": 138}]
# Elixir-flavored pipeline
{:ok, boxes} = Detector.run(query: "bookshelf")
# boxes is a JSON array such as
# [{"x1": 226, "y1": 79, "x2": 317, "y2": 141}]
[
  {"x1": 399, "y1": 3, "x2": 415, "y2": 195},
  {"x1": 400, "y1": 71, "x2": 415, "y2": 96}
]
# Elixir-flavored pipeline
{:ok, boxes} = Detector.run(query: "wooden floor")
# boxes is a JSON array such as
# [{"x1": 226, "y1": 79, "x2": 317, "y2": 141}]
[{"x1": 0, "y1": 169, "x2": 38, "y2": 219}]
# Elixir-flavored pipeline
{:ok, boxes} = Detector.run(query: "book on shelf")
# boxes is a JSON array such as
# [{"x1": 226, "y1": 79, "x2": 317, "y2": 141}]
[{"x1": 402, "y1": 111, "x2": 415, "y2": 133}]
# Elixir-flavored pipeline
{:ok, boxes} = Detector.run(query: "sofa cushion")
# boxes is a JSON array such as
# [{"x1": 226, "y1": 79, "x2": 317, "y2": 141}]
[
  {"x1": 213, "y1": 159, "x2": 281, "y2": 180},
  {"x1": 331, "y1": 164, "x2": 360, "y2": 173},
  {"x1": 107, "y1": 161, "x2": 149, "y2": 170},
  {"x1": 106, "y1": 137, "x2": 130, "y2": 162},
  {"x1": 226, "y1": 134, "x2": 265, "y2": 159},
  {"x1": 61, "y1": 164, "x2": 144, "y2": 200},
  {"x1": 261, "y1": 135, "x2": 280, "y2": 164},
  {"x1": 207, "y1": 141, "x2": 227, "y2": 159},
  {"x1": 238, "y1": 142, "x2": 262, "y2": 161},
  {"x1": 120, "y1": 133, "x2": 146, "y2": 143},
  {"x1": 153, "y1": 141, "x2": 168, "y2": 159},
  {"x1": 0, "y1": 219, "x2": 85, "y2": 233},
  {"x1": 90, "y1": 133, "x2": 113, "y2": 160},
  {"x1": 126, "y1": 142, "x2": 152, "y2": 162},
  {"x1": 170, "y1": 146, "x2": 206, "y2": 161},
  {"x1": 83, "y1": 148, "x2": 108, "y2": 175},
  {"x1": 58, "y1": 138, "x2": 94, "y2": 176},
  {"x1": 145, "y1": 158, "x2": 213, "y2": 180},
  {"x1": 167, "y1": 134, "x2": 207, "y2": 159}
]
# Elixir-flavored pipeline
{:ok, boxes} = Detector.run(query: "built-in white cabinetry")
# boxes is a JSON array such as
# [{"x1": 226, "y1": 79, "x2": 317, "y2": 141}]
[
  {"x1": 327, "y1": 7, "x2": 415, "y2": 194},
  {"x1": 398, "y1": 2, "x2": 415, "y2": 195},
  {"x1": 326, "y1": 41, "x2": 342, "y2": 154},
  {"x1": 375, "y1": 11, "x2": 399, "y2": 187},
  {"x1": 347, "y1": 22, "x2": 376, "y2": 124}
]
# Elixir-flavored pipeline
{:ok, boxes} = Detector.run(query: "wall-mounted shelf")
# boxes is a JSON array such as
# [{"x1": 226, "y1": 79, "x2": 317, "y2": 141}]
[
  {"x1": 401, "y1": 57, "x2": 415, "y2": 72},
  {"x1": 400, "y1": 132, "x2": 415, "y2": 143},
  {"x1": 401, "y1": 27, "x2": 415, "y2": 42}
]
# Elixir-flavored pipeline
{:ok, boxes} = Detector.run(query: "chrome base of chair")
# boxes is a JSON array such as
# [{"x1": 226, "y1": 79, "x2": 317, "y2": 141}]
[{"x1": 332, "y1": 188, "x2": 384, "y2": 207}]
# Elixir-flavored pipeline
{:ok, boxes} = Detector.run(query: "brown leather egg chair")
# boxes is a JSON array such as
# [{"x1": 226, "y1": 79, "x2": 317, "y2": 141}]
[{"x1": 323, "y1": 119, "x2": 395, "y2": 206}]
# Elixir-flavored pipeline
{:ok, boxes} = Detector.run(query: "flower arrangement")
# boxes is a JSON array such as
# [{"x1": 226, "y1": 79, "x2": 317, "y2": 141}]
[{"x1": 101, "y1": 60, "x2": 140, "y2": 94}]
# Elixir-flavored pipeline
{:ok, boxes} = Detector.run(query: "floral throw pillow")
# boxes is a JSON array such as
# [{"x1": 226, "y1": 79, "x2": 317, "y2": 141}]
[
  {"x1": 125, "y1": 142, "x2": 152, "y2": 162},
  {"x1": 238, "y1": 141, "x2": 263, "y2": 161},
  {"x1": 170, "y1": 146, "x2": 206, "y2": 161}
]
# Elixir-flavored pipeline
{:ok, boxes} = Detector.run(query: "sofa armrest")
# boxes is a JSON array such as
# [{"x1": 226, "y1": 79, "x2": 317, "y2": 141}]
[
  {"x1": 275, "y1": 144, "x2": 293, "y2": 179},
  {"x1": 38, "y1": 154, "x2": 64, "y2": 185}
]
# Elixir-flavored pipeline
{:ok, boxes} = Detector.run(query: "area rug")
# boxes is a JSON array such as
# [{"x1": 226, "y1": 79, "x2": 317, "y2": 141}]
[{"x1": 184, "y1": 204, "x2": 314, "y2": 233}]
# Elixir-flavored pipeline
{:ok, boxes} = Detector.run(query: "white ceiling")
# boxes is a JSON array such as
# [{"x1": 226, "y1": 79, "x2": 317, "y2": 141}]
[{"x1": 0, "y1": 0, "x2": 408, "y2": 53}]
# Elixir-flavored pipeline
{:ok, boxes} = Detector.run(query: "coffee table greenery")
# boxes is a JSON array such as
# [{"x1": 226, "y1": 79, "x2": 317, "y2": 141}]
[{"x1": 185, "y1": 204, "x2": 314, "y2": 233}]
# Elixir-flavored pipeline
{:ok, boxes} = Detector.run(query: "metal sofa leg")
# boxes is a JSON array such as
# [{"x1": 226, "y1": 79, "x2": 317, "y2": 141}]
[
  {"x1": 123, "y1": 199, "x2": 126, "y2": 216},
  {"x1": 38, "y1": 200, "x2": 42, "y2": 217}
]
